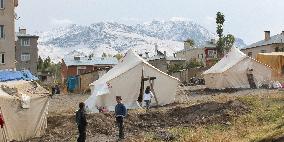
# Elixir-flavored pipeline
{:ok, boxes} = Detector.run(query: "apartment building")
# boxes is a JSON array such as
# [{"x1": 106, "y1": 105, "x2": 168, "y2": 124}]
[
  {"x1": 15, "y1": 29, "x2": 39, "y2": 75},
  {"x1": 0, "y1": 0, "x2": 18, "y2": 70}
]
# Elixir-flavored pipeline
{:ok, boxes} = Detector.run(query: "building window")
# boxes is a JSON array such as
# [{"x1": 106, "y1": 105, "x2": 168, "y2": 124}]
[
  {"x1": 275, "y1": 47, "x2": 280, "y2": 52},
  {"x1": 21, "y1": 53, "x2": 30, "y2": 61},
  {"x1": 0, "y1": 0, "x2": 4, "y2": 9},
  {"x1": 21, "y1": 38, "x2": 30, "y2": 46},
  {"x1": 248, "y1": 52, "x2": 252, "y2": 57},
  {"x1": 261, "y1": 50, "x2": 266, "y2": 53},
  {"x1": 207, "y1": 50, "x2": 216, "y2": 58},
  {"x1": 0, "y1": 53, "x2": 4, "y2": 64},
  {"x1": 198, "y1": 54, "x2": 204, "y2": 59},
  {"x1": 0, "y1": 25, "x2": 4, "y2": 38}
]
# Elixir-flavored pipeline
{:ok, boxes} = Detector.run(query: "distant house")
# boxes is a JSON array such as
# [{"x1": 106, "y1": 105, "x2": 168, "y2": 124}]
[
  {"x1": 175, "y1": 39, "x2": 217, "y2": 67},
  {"x1": 147, "y1": 48, "x2": 185, "y2": 73},
  {"x1": 61, "y1": 56, "x2": 118, "y2": 82},
  {"x1": 15, "y1": 29, "x2": 39, "y2": 75},
  {"x1": 241, "y1": 31, "x2": 284, "y2": 59}
]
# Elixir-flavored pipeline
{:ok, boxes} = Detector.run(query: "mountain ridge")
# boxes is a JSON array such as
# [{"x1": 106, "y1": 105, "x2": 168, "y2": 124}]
[{"x1": 38, "y1": 20, "x2": 246, "y2": 62}]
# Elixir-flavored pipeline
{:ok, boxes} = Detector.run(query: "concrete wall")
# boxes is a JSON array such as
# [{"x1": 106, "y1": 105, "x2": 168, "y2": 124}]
[
  {"x1": 15, "y1": 36, "x2": 39, "y2": 75},
  {"x1": 241, "y1": 44, "x2": 283, "y2": 59},
  {"x1": 79, "y1": 71, "x2": 99, "y2": 92},
  {"x1": 176, "y1": 48, "x2": 206, "y2": 65},
  {"x1": 148, "y1": 58, "x2": 185, "y2": 73},
  {"x1": 0, "y1": 0, "x2": 17, "y2": 70},
  {"x1": 172, "y1": 67, "x2": 209, "y2": 83},
  {"x1": 148, "y1": 59, "x2": 168, "y2": 73}
]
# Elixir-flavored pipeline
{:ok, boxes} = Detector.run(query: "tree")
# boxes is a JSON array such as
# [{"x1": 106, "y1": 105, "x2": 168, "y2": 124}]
[
  {"x1": 102, "y1": 53, "x2": 107, "y2": 57},
  {"x1": 43, "y1": 57, "x2": 51, "y2": 71},
  {"x1": 37, "y1": 56, "x2": 44, "y2": 72},
  {"x1": 114, "y1": 53, "x2": 124, "y2": 60},
  {"x1": 216, "y1": 12, "x2": 235, "y2": 57},
  {"x1": 185, "y1": 39, "x2": 195, "y2": 47},
  {"x1": 89, "y1": 53, "x2": 94, "y2": 59},
  {"x1": 167, "y1": 63, "x2": 184, "y2": 75},
  {"x1": 216, "y1": 12, "x2": 225, "y2": 56},
  {"x1": 185, "y1": 60, "x2": 204, "y2": 69},
  {"x1": 224, "y1": 34, "x2": 235, "y2": 52}
]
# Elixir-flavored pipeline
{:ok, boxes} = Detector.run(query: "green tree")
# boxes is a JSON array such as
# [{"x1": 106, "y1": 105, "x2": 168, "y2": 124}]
[
  {"x1": 43, "y1": 57, "x2": 51, "y2": 71},
  {"x1": 114, "y1": 53, "x2": 124, "y2": 60},
  {"x1": 185, "y1": 39, "x2": 195, "y2": 47},
  {"x1": 37, "y1": 56, "x2": 44, "y2": 72},
  {"x1": 167, "y1": 63, "x2": 184, "y2": 74},
  {"x1": 216, "y1": 12, "x2": 225, "y2": 56},
  {"x1": 224, "y1": 34, "x2": 235, "y2": 52},
  {"x1": 185, "y1": 60, "x2": 204, "y2": 69}
]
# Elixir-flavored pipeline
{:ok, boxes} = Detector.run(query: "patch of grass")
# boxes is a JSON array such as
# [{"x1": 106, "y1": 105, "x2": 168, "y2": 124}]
[{"x1": 134, "y1": 91, "x2": 284, "y2": 142}]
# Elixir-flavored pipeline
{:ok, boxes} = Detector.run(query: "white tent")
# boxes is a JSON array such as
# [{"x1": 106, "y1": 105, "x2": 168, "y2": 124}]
[
  {"x1": 85, "y1": 50, "x2": 179, "y2": 112},
  {"x1": 203, "y1": 47, "x2": 272, "y2": 89},
  {"x1": 0, "y1": 81, "x2": 49, "y2": 141}
]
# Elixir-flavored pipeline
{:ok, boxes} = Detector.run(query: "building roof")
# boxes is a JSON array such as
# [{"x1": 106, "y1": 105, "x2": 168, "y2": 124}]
[
  {"x1": 63, "y1": 56, "x2": 118, "y2": 66},
  {"x1": 16, "y1": 32, "x2": 39, "y2": 38},
  {"x1": 147, "y1": 55, "x2": 185, "y2": 61},
  {"x1": 244, "y1": 34, "x2": 284, "y2": 49}
]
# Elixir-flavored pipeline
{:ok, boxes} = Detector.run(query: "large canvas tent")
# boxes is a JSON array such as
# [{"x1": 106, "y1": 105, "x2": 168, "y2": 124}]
[
  {"x1": 203, "y1": 47, "x2": 272, "y2": 89},
  {"x1": 85, "y1": 50, "x2": 179, "y2": 112},
  {"x1": 256, "y1": 52, "x2": 284, "y2": 78},
  {"x1": 0, "y1": 81, "x2": 49, "y2": 141}
]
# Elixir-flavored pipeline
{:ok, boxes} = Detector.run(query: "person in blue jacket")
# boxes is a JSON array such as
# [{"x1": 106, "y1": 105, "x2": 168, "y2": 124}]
[{"x1": 115, "y1": 96, "x2": 127, "y2": 140}]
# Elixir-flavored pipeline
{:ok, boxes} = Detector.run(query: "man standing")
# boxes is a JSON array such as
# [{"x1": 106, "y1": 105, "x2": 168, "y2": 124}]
[
  {"x1": 115, "y1": 96, "x2": 127, "y2": 140},
  {"x1": 76, "y1": 102, "x2": 87, "y2": 142}
]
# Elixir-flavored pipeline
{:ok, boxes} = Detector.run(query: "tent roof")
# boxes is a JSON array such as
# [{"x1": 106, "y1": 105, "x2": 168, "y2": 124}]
[
  {"x1": 90, "y1": 49, "x2": 178, "y2": 86},
  {"x1": 203, "y1": 47, "x2": 247, "y2": 74}
]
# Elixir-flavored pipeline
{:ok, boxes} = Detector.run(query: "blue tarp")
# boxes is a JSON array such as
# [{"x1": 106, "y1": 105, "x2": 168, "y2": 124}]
[{"x1": 0, "y1": 70, "x2": 39, "y2": 82}]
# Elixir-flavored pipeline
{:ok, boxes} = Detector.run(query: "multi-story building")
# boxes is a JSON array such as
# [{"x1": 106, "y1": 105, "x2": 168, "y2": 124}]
[
  {"x1": 15, "y1": 29, "x2": 39, "y2": 75},
  {"x1": 147, "y1": 48, "x2": 185, "y2": 73},
  {"x1": 0, "y1": 0, "x2": 18, "y2": 70},
  {"x1": 175, "y1": 39, "x2": 217, "y2": 67},
  {"x1": 241, "y1": 31, "x2": 284, "y2": 59}
]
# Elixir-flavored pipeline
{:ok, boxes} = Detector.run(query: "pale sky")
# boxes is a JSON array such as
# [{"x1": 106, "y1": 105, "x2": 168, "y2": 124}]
[{"x1": 15, "y1": 0, "x2": 284, "y2": 44}]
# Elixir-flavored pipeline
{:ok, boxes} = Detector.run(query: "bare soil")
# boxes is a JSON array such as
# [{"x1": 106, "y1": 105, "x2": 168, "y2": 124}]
[{"x1": 22, "y1": 87, "x2": 279, "y2": 142}]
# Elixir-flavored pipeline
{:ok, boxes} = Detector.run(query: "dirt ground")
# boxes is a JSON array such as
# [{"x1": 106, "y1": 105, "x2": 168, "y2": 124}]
[{"x1": 22, "y1": 86, "x2": 280, "y2": 142}]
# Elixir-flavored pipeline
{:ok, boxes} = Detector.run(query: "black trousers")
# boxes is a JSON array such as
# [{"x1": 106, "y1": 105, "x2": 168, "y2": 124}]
[
  {"x1": 116, "y1": 116, "x2": 124, "y2": 139},
  {"x1": 77, "y1": 125, "x2": 86, "y2": 142}
]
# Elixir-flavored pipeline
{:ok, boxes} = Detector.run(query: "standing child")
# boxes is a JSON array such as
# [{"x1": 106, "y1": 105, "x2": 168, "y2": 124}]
[
  {"x1": 144, "y1": 86, "x2": 154, "y2": 110},
  {"x1": 115, "y1": 96, "x2": 127, "y2": 140}
]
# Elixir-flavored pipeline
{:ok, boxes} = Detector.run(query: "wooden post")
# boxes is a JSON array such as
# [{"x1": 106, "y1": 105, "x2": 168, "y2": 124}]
[{"x1": 148, "y1": 77, "x2": 159, "y2": 106}]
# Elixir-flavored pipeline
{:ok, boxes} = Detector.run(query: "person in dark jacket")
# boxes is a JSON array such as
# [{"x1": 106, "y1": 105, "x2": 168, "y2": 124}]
[
  {"x1": 115, "y1": 96, "x2": 127, "y2": 140},
  {"x1": 76, "y1": 102, "x2": 87, "y2": 142}
]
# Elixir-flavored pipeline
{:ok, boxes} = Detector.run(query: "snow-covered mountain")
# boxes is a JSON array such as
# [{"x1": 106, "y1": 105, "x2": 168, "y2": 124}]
[{"x1": 38, "y1": 20, "x2": 246, "y2": 62}]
